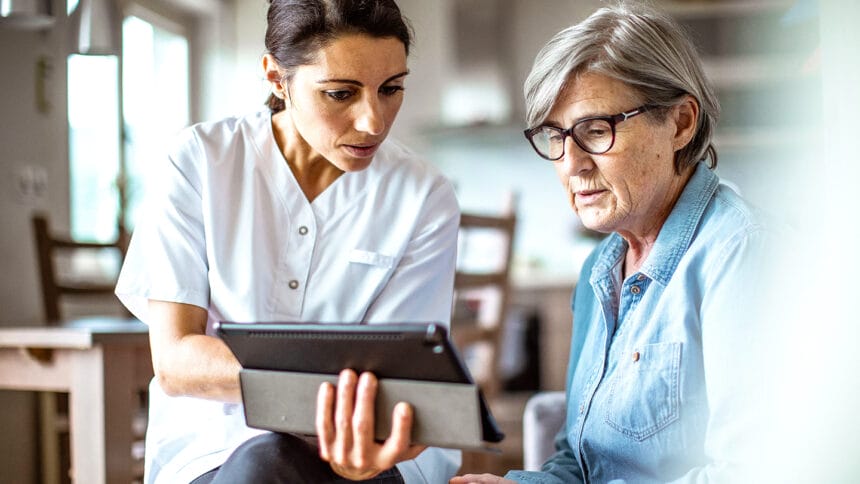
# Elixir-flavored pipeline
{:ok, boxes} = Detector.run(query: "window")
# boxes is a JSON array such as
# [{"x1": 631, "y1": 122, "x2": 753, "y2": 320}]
[
  {"x1": 122, "y1": 14, "x2": 190, "y2": 230},
  {"x1": 67, "y1": 54, "x2": 121, "y2": 241},
  {"x1": 67, "y1": 5, "x2": 190, "y2": 241}
]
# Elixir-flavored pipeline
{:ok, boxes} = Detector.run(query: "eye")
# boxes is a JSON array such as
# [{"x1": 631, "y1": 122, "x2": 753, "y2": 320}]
[
  {"x1": 380, "y1": 85, "x2": 405, "y2": 96},
  {"x1": 539, "y1": 128, "x2": 564, "y2": 143},
  {"x1": 577, "y1": 120, "x2": 611, "y2": 139},
  {"x1": 324, "y1": 90, "x2": 354, "y2": 101},
  {"x1": 549, "y1": 132, "x2": 566, "y2": 143}
]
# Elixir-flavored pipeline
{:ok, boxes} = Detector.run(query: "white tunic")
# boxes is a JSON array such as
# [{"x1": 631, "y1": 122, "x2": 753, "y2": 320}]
[{"x1": 116, "y1": 110, "x2": 462, "y2": 484}]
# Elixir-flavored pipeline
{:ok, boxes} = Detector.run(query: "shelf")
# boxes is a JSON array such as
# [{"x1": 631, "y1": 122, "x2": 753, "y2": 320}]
[
  {"x1": 713, "y1": 126, "x2": 807, "y2": 152},
  {"x1": 661, "y1": 0, "x2": 794, "y2": 18},
  {"x1": 0, "y1": 14, "x2": 55, "y2": 30},
  {"x1": 702, "y1": 55, "x2": 803, "y2": 87},
  {"x1": 420, "y1": 122, "x2": 529, "y2": 150}
]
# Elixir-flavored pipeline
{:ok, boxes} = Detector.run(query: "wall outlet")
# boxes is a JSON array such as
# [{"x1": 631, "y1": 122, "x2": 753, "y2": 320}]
[{"x1": 12, "y1": 165, "x2": 48, "y2": 205}]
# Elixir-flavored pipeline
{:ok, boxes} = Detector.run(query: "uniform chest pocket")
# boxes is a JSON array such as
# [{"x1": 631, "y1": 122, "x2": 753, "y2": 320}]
[
  {"x1": 349, "y1": 249, "x2": 396, "y2": 269},
  {"x1": 604, "y1": 341, "x2": 682, "y2": 441},
  {"x1": 342, "y1": 249, "x2": 398, "y2": 308}
]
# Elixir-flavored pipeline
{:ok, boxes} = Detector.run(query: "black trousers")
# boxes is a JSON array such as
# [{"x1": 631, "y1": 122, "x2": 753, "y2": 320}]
[{"x1": 189, "y1": 433, "x2": 405, "y2": 484}]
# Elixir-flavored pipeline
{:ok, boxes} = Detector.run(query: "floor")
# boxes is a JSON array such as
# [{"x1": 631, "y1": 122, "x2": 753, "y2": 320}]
[{"x1": 459, "y1": 391, "x2": 534, "y2": 477}]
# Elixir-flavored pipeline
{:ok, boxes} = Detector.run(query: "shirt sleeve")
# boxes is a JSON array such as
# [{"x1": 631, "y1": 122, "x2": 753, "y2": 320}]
[
  {"x1": 504, "y1": 431, "x2": 583, "y2": 483},
  {"x1": 666, "y1": 223, "x2": 776, "y2": 483},
  {"x1": 115, "y1": 129, "x2": 210, "y2": 323},
  {"x1": 362, "y1": 175, "x2": 460, "y2": 326}
]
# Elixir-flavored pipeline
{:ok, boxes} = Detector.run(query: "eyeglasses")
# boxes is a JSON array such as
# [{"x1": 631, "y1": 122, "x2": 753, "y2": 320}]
[{"x1": 523, "y1": 104, "x2": 654, "y2": 161}]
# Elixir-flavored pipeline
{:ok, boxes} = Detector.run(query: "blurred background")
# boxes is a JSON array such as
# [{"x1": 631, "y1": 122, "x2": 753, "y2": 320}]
[{"x1": 1, "y1": 0, "x2": 856, "y2": 482}]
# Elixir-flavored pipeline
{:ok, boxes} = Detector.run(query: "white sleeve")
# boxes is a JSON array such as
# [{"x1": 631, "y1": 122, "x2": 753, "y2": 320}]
[{"x1": 115, "y1": 129, "x2": 210, "y2": 323}]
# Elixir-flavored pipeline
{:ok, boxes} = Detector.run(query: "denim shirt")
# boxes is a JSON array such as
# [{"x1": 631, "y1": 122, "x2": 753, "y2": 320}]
[{"x1": 507, "y1": 163, "x2": 772, "y2": 483}]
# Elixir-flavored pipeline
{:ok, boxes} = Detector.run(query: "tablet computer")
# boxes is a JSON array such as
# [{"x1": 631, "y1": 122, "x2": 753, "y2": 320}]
[{"x1": 215, "y1": 321, "x2": 504, "y2": 444}]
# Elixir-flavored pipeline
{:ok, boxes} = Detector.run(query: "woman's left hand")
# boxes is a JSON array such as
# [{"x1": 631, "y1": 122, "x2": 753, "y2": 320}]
[{"x1": 316, "y1": 369, "x2": 427, "y2": 480}]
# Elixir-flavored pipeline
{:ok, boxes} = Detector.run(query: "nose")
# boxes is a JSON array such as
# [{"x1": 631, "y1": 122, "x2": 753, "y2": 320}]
[
  {"x1": 557, "y1": 136, "x2": 593, "y2": 176},
  {"x1": 354, "y1": 95, "x2": 385, "y2": 136}
]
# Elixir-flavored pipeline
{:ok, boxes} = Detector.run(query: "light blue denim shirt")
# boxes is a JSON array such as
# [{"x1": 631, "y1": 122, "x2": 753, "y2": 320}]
[{"x1": 507, "y1": 163, "x2": 774, "y2": 483}]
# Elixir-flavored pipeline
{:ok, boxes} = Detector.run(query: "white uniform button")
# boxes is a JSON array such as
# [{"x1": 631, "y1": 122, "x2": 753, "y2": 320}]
[
  {"x1": 298, "y1": 226, "x2": 309, "y2": 235},
  {"x1": 288, "y1": 280, "x2": 299, "y2": 289}
]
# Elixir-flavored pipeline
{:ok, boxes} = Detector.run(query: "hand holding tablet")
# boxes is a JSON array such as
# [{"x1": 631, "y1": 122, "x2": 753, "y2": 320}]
[{"x1": 215, "y1": 321, "x2": 504, "y2": 448}]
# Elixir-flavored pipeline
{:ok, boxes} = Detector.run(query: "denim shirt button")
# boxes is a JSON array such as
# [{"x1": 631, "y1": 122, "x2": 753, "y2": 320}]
[
  {"x1": 631, "y1": 285, "x2": 641, "y2": 294},
  {"x1": 632, "y1": 351, "x2": 640, "y2": 362}
]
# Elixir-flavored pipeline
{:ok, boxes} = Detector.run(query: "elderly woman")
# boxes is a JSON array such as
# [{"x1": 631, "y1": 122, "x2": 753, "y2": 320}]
[{"x1": 453, "y1": 3, "x2": 772, "y2": 484}]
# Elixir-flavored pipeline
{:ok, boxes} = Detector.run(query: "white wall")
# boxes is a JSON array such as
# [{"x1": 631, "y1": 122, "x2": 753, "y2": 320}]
[
  {"x1": 0, "y1": 5, "x2": 69, "y2": 325},
  {"x1": 767, "y1": 1, "x2": 860, "y2": 481},
  {"x1": 390, "y1": 0, "x2": 456, "y2": 144},
  {"x1": 0, "y1": 1, "x2": 70, "y2": 479}
]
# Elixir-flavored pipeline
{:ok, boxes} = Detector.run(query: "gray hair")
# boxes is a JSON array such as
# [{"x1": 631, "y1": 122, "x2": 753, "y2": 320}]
[{"x1": 523, "y1": 1, "x2": 720, "y2": 172}]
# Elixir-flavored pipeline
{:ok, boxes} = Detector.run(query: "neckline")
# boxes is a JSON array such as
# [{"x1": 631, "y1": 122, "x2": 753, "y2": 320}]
[{"x1": 266, "y1": 110, "x2": 346, "y2": 206}]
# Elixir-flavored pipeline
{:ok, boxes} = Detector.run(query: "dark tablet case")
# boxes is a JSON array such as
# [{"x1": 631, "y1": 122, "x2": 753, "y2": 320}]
[{"x1": 215, "y1": 321, "x2": 504, "y2": 443}]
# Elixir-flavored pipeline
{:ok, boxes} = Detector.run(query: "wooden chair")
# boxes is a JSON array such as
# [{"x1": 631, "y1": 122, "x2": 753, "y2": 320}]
[
  {"x1": 450, "y1": 197, "x2": 517, "y2": 399},
  {"x1": 32, "y1": 214, "x2": 129, "y2": 323},
  {"x1": 31, "y1": 213, "x2": 143, "y2": 483},
  {"x1": 451, "y1": 198, "x2": 522, "y2": 475}
]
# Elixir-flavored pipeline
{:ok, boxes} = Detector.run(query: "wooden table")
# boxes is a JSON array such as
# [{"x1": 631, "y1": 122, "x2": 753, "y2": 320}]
[{"x1": 0, "y1": 317, "x2": 152, "y2": 484}]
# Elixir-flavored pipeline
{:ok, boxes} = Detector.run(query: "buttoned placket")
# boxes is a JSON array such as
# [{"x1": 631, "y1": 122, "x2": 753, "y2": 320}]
[
  {"x1": 269, "y1": 208, "x2": 317, "y2": 319},
  {"x1": 573, "y1": 269, "x2": 619, "y2": 483},
  {"x1": 574, "y1": 265, "x2": 651, "y2": 482},
  {"x1": 618, "y1": 272, "x2": 648, "y2": 326},
  {"x1": 287, "y1": 224, "x2": 312, "y2": 290}
]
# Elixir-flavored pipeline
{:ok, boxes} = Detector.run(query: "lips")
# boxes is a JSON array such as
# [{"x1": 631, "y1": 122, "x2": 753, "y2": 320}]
[
  {"x1": 574, "y1": 188, "x2": 607, "y2": 204},
  {"x1": 343, "y1": 143, "x2": 380, "y2": 158},
  {"x1": 576, "y1": 189, "x2": 604, "y2": 196}
]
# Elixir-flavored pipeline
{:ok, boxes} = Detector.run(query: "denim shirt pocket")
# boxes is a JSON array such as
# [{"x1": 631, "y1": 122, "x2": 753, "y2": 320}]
[{"x1": 604, "y1": 341, "x2": 682, "y2": 441}]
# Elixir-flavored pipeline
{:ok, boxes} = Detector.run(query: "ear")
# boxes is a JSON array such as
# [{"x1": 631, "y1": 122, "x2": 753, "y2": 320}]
[
  {"x1": 672, "y1": 95, "x2": 699, "y2": 152},
  {"x1": 262, "y1": 54, "x2": 287, "y2": 99}
]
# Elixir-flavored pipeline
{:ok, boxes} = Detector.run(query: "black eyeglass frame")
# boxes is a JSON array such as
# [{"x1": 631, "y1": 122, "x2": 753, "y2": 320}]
[{"x1": 523, "y1": 104, "x2": 655, "y2": 161}]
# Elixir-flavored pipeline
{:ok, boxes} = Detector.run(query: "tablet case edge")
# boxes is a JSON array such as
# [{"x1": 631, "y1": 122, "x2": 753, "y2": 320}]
[{"x1": 240, "y1": 369, "x2": 488, "y2": 449}]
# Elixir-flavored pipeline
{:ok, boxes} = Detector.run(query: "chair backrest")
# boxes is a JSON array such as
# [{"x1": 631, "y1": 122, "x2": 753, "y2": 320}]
[
  {"x1": 31, "y1": 214, "x2": 129, "y2": 323},
  {"x1": 452, "y1": 198, "x2": 517, "y2": 398}
]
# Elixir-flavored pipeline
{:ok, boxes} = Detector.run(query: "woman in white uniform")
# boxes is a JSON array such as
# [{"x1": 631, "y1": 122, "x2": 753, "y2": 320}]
[{"x1": 116, "y1": 1, "x2": 461, "y2": 482}]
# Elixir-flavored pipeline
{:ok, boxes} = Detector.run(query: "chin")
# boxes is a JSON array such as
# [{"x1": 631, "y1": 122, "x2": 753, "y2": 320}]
[
  {"x1": 335, "y1": 157, "x2": 374, "y2": 173},
  {"x1": 579, "y1": 214, "x2": 610, "y2": 234}
]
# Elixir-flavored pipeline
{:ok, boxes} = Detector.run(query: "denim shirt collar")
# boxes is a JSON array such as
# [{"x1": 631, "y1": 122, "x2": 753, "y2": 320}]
[{"x1": 590, "y1": 162, "x2": 719, "y2": 287}]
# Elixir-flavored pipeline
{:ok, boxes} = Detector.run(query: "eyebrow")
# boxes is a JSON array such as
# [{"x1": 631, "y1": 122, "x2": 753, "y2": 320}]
[
  {"x1": 543, "y1": 111, "x2": 608, "y2": 128},
  {"x1": 315, "y1": 70, "x2": 410, "y2": 86}
]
